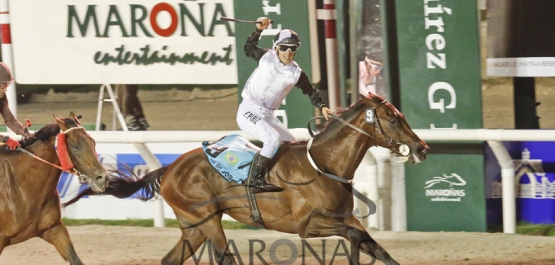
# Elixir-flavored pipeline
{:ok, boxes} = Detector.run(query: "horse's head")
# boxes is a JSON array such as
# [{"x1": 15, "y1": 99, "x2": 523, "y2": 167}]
[
  {"x1": 54, "y1": 112, "x2": 108, "y2": 192},
  {"x1": 360, "y1": 94, "x2": 429, "y2": 164}
]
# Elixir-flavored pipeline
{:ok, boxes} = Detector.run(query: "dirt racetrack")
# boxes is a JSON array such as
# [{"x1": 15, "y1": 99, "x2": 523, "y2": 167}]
[{"x1": 1, "y1": 225, "x2": 555, "y2": 265}]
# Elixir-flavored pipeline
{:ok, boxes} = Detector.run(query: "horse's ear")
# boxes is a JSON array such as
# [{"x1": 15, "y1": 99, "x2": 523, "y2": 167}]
[
  {"x1": 54, "y1": 115, "x2": 69, "y2": 131},
  {"x1": 69, "y1": 111, "x2": 82, "y2": 126}
]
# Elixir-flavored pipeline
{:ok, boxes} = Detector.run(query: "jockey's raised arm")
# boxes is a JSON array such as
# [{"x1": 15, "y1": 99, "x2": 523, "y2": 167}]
[{"x1": 0, "y1": 62, "x2": 32, "y2": 150}]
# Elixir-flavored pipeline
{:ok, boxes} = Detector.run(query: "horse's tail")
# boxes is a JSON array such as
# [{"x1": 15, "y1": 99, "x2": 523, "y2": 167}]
[{"x1": 62, "y1": 166, "x2": 169, "y2": 207}]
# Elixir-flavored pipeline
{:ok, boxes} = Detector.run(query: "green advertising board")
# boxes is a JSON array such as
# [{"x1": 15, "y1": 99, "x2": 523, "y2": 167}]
[
  {"x1": 395, "y1": 0, "x2": 485, "y2": 231},
  {"x1": 233, "y1": 1, "x2": 314, "y2": 128},
  {"x1": 405, "y1": 144, "x2": 486, "y2": 231}
]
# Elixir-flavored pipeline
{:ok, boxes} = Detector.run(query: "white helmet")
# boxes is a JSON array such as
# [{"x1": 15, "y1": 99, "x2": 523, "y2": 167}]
[{"x1": 272, "y1": 29, "x2": 301, "y2": 50}]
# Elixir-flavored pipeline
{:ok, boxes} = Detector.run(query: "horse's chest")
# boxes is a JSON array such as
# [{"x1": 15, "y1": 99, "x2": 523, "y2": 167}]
[
  {"x1": 307, "y1": 185, "x2": 353, "y2": 211},
  {"x1": 0, "y1": 197, "x2": 61, "y2": 239},
  {"x1": 322, "y1": 194, "x2": 353, "y2": 209}
]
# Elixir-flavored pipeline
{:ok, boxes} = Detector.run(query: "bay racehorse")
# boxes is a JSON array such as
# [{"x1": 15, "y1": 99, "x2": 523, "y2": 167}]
[
  {"x1": 65, "y1": 94, "x2": 429, "y2": 265},
  {"x1": 0, "y1": 112, "x2": 108, "y2": 265}
]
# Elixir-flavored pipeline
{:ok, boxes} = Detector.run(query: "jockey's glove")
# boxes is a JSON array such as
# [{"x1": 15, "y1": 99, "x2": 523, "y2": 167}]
[{"x1": 3, "y1": 136, "x2": 20, "y2": 150}]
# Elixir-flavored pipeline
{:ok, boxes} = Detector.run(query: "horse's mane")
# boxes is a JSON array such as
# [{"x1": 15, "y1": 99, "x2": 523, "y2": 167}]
[
  {"x1": 317, "y1": 93, "x2": 387, "y2": 134},
  {"x1": 20, "y1": 124, "x2": 60, "y2": 147},
  {"x1": 281, "y1": 94, "x2": 386, "y2": 146},
  {"x1": 318, "y1": 99, "x2": 367, "y2": 133},
  {"x1": 18, "y1": 118, "x2": 79, "y2": 148}
]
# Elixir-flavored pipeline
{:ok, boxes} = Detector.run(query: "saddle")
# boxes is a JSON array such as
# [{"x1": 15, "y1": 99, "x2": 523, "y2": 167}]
[
  {"x1": 201, "y1": 134, "x2": 260, "y2": 183},
  {"x1": 202, "y1": 134, "x2": 277, "y2": 227}
]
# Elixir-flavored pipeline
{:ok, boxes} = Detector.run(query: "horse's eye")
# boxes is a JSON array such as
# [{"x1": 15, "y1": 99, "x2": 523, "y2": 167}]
[
  {"x1": 389, "y1": 118, "x2": 397, "y2": 124},
  {"x1": 72, "y1": 145, "x2": 79, "y2": 150}
]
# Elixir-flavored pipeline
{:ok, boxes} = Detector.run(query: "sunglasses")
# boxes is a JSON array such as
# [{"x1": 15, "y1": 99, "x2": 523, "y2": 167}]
[
  {"x1": 277, "y1": 44, "x2": 299, "y2": 53},
  {"x1": 368, "y1": 62, "x2": 382, "y2": 71}
]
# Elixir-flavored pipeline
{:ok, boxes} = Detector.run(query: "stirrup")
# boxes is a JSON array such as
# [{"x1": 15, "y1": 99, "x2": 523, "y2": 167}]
[
  {"x1": 249, "y1": 179, "x2": 284, "y2": 194},
  {"x1": 247, "y1": 153, "x2": 284, "y2": 194}
]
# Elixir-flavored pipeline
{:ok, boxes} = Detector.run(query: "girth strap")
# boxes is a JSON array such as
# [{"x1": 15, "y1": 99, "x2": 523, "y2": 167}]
[{"x1": 245, "y1": 167, "x2": 265, "y2": 228}]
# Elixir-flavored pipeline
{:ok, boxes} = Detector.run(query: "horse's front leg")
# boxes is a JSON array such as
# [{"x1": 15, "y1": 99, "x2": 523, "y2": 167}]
[
  {"x1": 301, "y1": 215, "x2": 398, "y2": 265},
  {"x1": 343, "y1": 216, "x2": 399, "y2": 265},
  {"x1": 40, "y1": 222, "x2": 83, "y2": 265},
  {"x1": 0, "y1": 236, "x2": 8, "y2": 255}
]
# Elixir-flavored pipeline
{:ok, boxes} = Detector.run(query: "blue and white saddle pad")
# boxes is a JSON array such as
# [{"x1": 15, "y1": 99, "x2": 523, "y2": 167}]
[{"x1": 202, "y1": 134, "x2": 260, "y2": 183}]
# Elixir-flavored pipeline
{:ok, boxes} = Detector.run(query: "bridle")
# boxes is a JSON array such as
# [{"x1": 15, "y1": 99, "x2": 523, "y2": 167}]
[
  {"x1": 17, "y1": 126, "x2": 88, "y2": 183},
  {"x1": 305, "y1": 100, "x2": 404, "y2": 184},
  {"x1": 307, "y1": 100, "x2": 399, "y2": 152}
]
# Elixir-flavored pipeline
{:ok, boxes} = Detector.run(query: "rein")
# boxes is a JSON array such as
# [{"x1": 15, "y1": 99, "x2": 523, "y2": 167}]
[
  {"x1": 305, "y1": 103, "x2": 399, "y2": 184},
  {"x1": 307, "y1": 114, "x2": 373, "y2": 138},
  {"x1": 307, "y1": 107, "x2": 398, "y2": 149},
  {"x1": 17, "y1": 126, "x2": 85, "y2": 180}
]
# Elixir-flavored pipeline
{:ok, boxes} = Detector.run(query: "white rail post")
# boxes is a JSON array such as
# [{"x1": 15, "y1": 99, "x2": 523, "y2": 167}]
[
  {"x1": 487, "y1": 140, "x2": 516, "y2": 233},
  {"x1": 354, "y1": 150, "x2": 379, "y2": 230},
  {"x1": 391, "y1": 158, "x2": 407, "y2": 231}
]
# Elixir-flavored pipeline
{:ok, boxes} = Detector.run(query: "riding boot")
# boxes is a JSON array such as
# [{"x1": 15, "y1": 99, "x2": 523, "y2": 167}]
[{"x1": 248, "y1": 154, "x2": 284, "y2": 194}]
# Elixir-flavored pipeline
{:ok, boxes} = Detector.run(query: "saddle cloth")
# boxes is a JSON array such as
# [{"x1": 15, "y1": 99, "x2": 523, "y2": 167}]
[{"x1": 202, "y1": 134, "x2": 260, "y2": 183}]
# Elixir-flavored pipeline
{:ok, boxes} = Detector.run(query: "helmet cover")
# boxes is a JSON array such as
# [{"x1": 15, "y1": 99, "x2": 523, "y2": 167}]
[
  {"x1": 0, "y1": 62, "x2": 13, "y2": 84},
  {"x1": 272, "y1": 29, "x2": 301, "y2": 50}
]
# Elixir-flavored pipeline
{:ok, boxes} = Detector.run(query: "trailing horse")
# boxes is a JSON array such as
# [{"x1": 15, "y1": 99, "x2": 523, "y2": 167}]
[
  {"x1": 65, "y1": 94, "x2": 429, "y2": 265},
  {"x1": 0, "y1": 113, "x2": 108, "y2": 265}
]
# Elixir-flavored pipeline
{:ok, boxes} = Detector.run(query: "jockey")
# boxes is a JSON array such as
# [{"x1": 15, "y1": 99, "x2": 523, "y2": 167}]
[
  {"x1": 359, "y1": 56, "x2": 382, "y2": 96},
  {"x1": 0, "y1": 62, "x2": 32, "y2": 150},
  {"x1": 236, "y1": 17, "x2": 333, "y2": 194}
]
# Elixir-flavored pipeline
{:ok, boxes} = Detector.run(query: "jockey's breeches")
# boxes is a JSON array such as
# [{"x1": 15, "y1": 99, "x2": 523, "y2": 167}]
[{"x1": 236, "y1": 100, "x2": 295, "y2": 158}]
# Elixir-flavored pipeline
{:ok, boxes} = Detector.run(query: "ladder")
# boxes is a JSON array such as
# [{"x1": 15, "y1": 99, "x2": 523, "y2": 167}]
[
  {"x1": 95, "y1": 84, "x2": 128, "y2": 131},
  {"x1": 94, "y1": 84, "x2": 165, "y2": 227}
]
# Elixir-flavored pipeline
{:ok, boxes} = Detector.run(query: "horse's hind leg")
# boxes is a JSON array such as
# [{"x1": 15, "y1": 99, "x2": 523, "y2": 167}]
[
  {"x1": 303, "y1": 215, "x2": 398, "y2": 265},
  {"x1": 40, "y1": 222, "x2": 83, "y2": 265},
  {"x1": 162, "y1": 215, "x2": 207, "y2": 265},
  {"x1": 199, "y1": 218, "x2": 237, "y2": 265}
]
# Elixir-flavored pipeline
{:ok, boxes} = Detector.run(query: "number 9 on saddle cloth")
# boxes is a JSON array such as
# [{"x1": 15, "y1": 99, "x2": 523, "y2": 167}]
[{"x1": 202, "y1": 134, "x2": 263, "y2": 183}]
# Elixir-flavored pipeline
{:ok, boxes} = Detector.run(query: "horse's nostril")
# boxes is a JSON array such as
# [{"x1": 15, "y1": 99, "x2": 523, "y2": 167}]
[
  {"x1": 419, "y1": 146, "x2": 430, "y2": 156},
  {"x1": 415, "y1": 144, "x2": 428, "y2": 155},
  {"x1": 96, "y1": 175, "x2": 104, "y2": 181}
]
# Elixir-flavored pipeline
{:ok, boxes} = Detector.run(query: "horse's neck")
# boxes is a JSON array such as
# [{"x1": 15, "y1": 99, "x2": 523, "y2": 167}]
[
  {"x1": 26, "y1": 137, "x2": 61, "y2": 180},
  {"x1": 311, "y1": 122, "x2": 372, "y2": 180}
]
